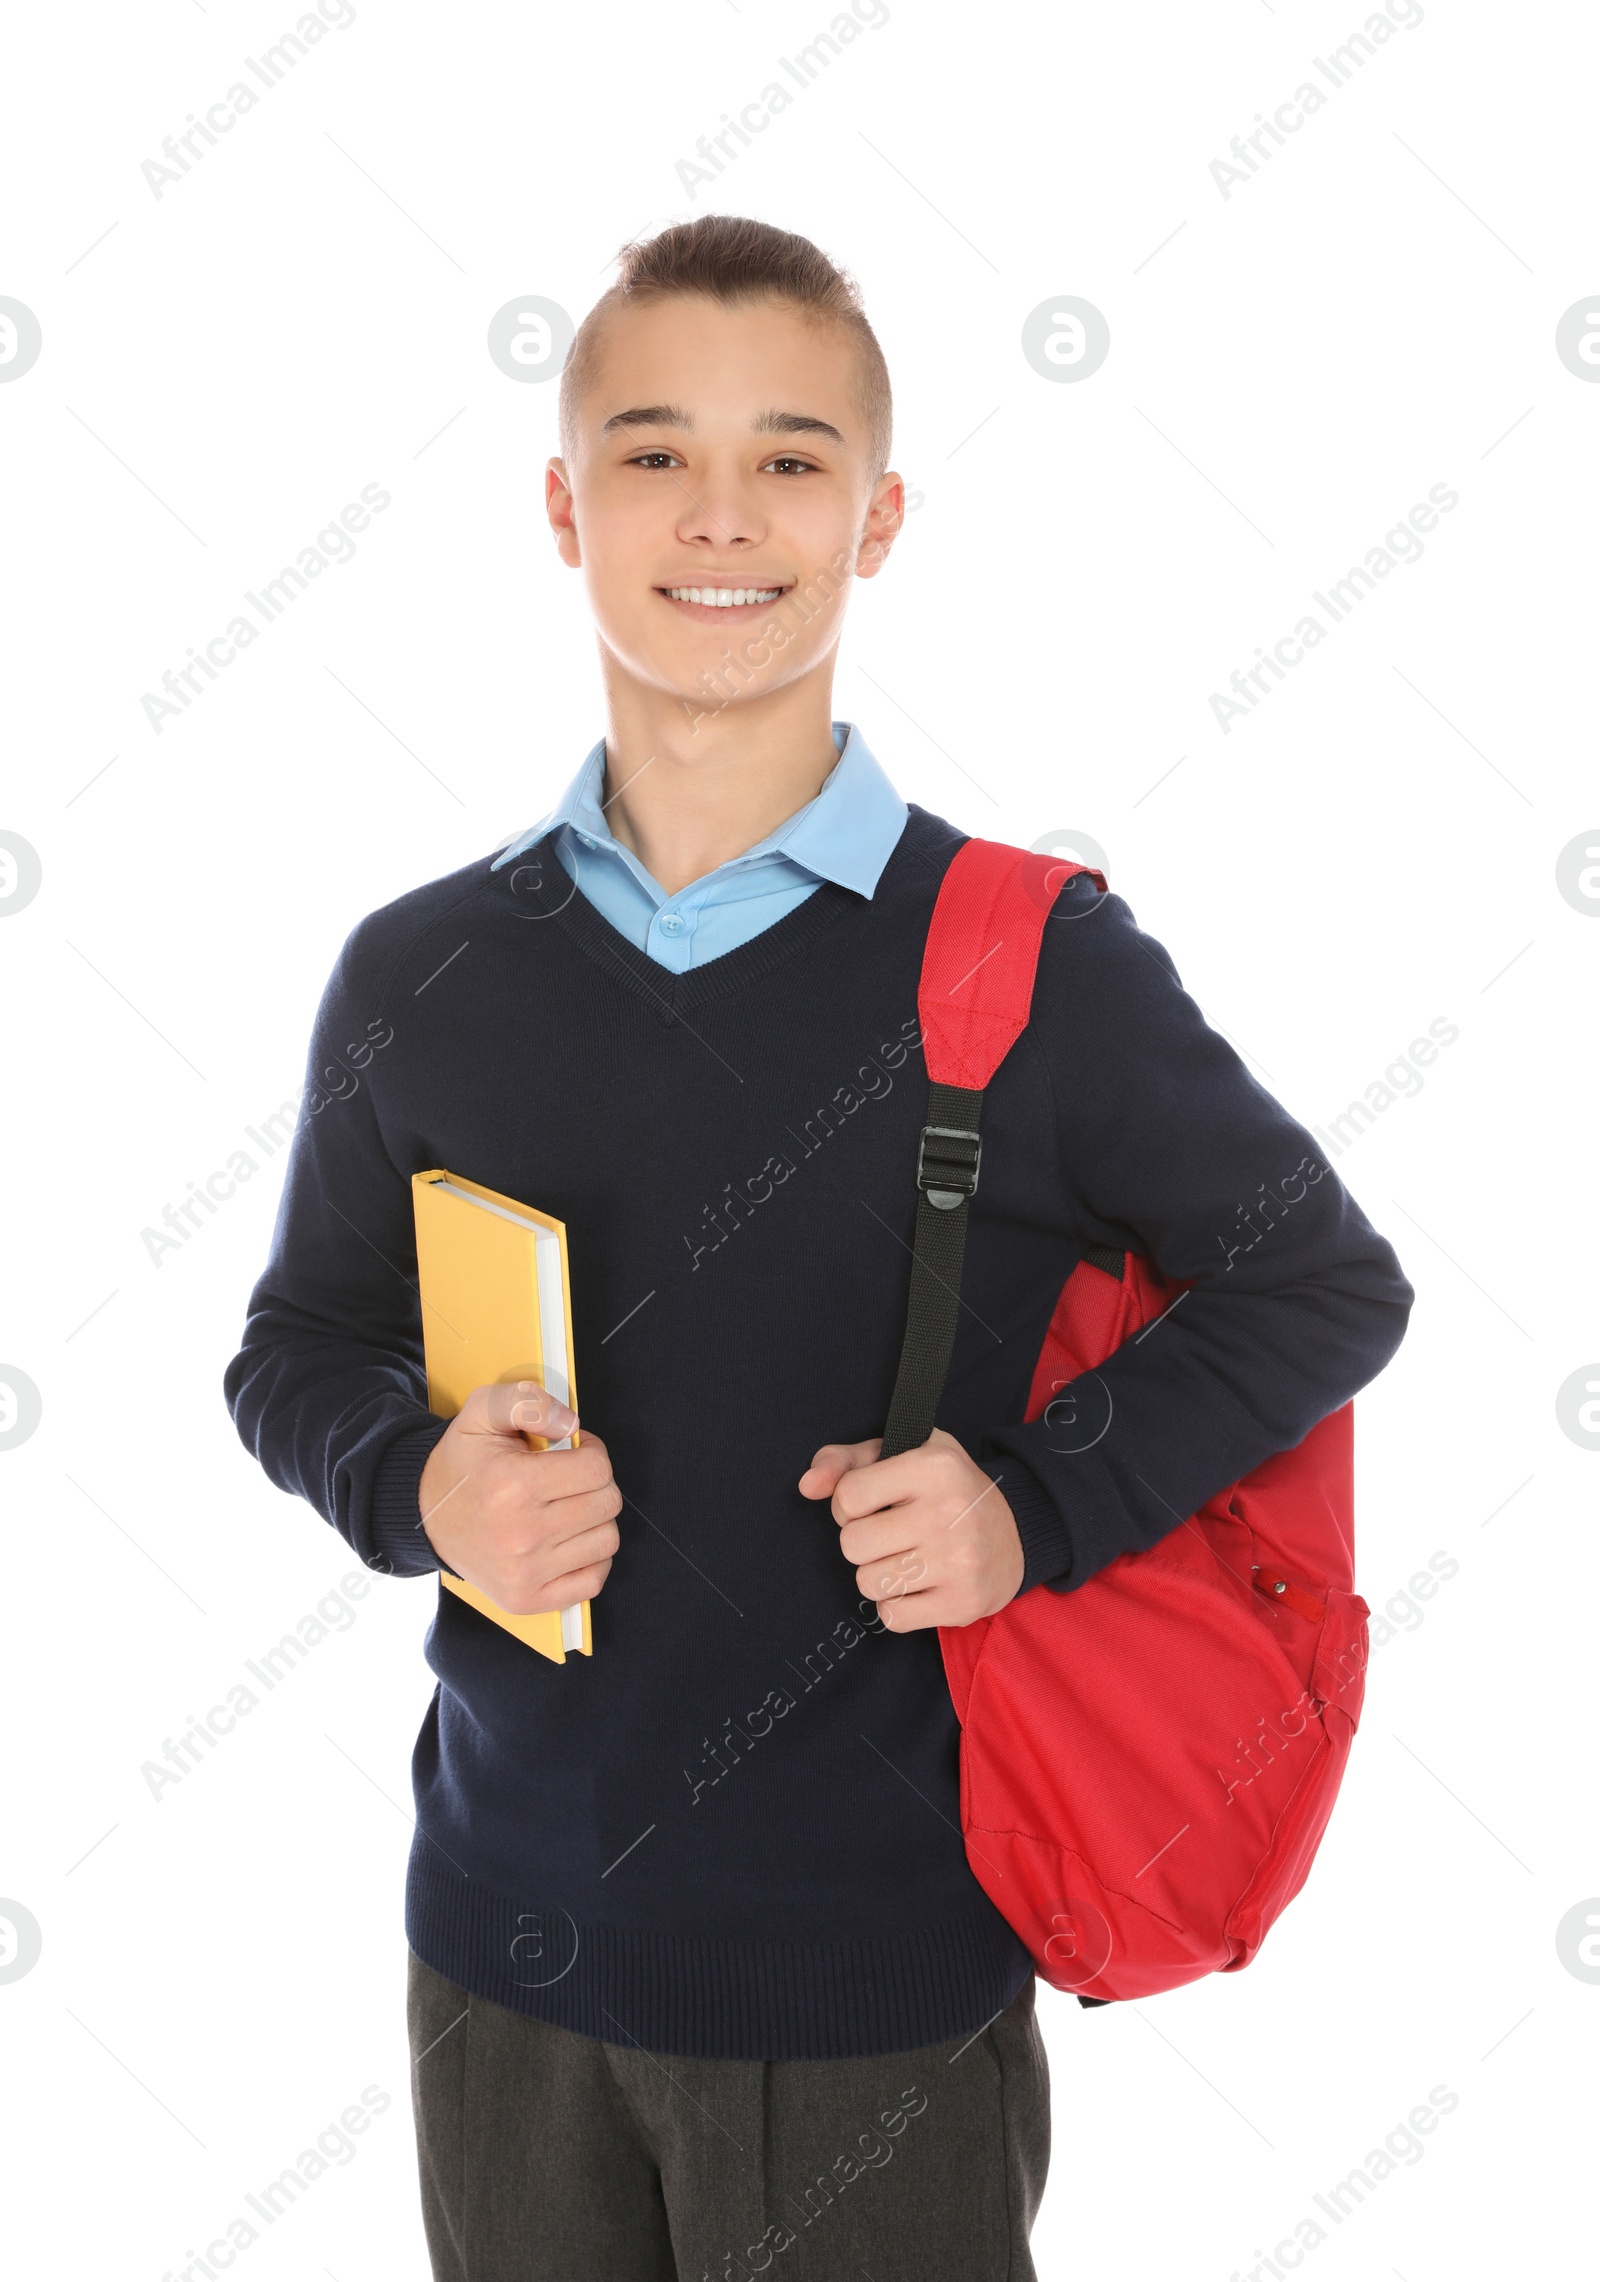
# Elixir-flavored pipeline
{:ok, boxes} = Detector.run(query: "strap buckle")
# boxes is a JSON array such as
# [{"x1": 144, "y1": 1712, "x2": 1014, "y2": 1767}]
[{"x1": 916, "y1": 1124, "x2": 982, "y2": 1212}]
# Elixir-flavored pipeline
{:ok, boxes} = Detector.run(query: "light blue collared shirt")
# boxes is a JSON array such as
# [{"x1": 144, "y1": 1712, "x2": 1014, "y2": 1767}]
[{"x1": 490, "y1": 722, "x2": 908, "y2": 973}]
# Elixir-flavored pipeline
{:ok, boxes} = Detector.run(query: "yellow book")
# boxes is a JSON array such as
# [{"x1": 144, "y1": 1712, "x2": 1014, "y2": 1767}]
[{"x1": 410, "y1": 1169, "x2": 593, "y2": 1665}]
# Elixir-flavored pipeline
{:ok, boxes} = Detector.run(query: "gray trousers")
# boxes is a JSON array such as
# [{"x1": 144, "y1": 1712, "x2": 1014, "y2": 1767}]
[{"x1": 407, "y1": 1947, "x2": 1051, "y2": 2281}]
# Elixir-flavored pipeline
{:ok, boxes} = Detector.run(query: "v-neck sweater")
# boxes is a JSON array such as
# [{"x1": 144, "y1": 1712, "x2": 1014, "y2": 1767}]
[{"x1": 223, "y1": 803, "x2": 1412, "y2": 2059}]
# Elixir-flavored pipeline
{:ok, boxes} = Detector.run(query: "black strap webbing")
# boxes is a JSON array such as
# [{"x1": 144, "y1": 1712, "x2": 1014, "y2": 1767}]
[
  {"x1": 879, "y1": 1064, "x2": 1123, "y2": 2014},
  {"x1": 879, "y1": 1081, "x2": 985, "y2": 1461},
  {"x1": 1079, "y1": 1241, "x2": 1125, "y2": 1281}
]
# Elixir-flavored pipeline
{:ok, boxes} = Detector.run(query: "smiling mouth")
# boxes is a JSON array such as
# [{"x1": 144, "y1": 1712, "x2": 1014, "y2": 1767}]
[{"x1": 656, "y1": 582, "x2": 792, "y2": 616}]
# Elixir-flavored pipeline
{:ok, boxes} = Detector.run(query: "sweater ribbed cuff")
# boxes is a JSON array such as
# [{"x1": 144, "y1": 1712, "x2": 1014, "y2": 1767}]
[
  {"x1": 367, "y1": 1419, "x2": 455, "y2": 1579},
  {"x1": 981, "y1": 1454, "x2": 1073, "y2": 1597}
]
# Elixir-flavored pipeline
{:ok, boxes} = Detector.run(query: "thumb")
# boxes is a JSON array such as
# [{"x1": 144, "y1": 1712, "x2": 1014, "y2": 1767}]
[
  {"x1": 798, "y1": 1437, "x2": 882, "y2": 1500},
  {"x1": 479, "y1": 1380, "x2": 579, "y2": 1442}
]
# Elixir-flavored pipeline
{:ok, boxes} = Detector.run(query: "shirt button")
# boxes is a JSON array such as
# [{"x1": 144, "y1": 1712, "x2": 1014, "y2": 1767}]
[{"x1": 658, "y1": 912, "x2": 685, "y2": 936}]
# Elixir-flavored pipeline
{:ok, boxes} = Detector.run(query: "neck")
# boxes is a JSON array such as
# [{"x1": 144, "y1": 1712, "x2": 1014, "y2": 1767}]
[{"x1": 595, "y1": 652, "x2": 841, "y2": 899}]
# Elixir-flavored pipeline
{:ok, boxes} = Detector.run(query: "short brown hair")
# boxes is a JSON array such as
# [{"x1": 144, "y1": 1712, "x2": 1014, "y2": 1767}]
[{"x1": 558, "y1": 215, "x2": 893, "y2": 479}]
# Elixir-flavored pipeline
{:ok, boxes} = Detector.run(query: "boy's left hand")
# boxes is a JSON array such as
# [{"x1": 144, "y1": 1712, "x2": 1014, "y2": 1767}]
[{"x1": 797, "y1": 1429, "x2": 1024, "y2": 1630}]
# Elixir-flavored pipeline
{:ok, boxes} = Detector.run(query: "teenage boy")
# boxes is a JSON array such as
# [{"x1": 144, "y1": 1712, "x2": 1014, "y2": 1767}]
[{"x1": 225, "y1": 216, "x2": 1412, "y2": 2282}]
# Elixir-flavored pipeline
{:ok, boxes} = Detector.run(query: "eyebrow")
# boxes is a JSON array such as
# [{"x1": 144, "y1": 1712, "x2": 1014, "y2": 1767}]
[
  {"x1": 752, "y1": 408, "x2": 846, "y2": 446},
  {"x1": 600, "y1": 403, "x2": 694, "y2": 434},
  {"x1": 600, "y1": 404, "x2": 846, "y2": 447}
]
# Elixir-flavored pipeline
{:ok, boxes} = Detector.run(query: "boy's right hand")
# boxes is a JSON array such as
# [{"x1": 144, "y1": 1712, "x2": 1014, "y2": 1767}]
[{"x1": 417, "y1": 1383, "x2": 622, "y2": 1613}]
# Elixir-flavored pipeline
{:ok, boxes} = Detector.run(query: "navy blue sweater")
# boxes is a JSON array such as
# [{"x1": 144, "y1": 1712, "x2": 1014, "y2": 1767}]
[{"x1": 223, "y1": 804, "x2": 1412, "y2": 2058}]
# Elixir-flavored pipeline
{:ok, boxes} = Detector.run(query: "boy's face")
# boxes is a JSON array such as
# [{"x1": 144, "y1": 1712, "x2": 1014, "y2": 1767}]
[{"x1": 547, "y1": 295, "x2": 902, "y2": 720}]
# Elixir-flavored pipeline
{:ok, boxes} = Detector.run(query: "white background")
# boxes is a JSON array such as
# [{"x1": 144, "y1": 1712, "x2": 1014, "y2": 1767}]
[{"x1": 1, "y1": 1, "x2": 1595, "y2": 2276}]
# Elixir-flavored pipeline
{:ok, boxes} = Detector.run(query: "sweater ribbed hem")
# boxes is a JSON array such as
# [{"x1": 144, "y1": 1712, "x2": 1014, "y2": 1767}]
[
  {"x1": 366, "y1": 1420, "x2": 452, "y2": 1578},
  {"x1": 405, "y1": 1832, "x2": 1032, "y2": 2060},
  {"x1": 983, "y1": 1454, "x2": 1073, "y2": 1596}
]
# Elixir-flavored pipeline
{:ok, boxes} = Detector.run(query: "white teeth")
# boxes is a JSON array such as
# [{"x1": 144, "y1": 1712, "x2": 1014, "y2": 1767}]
[{"x1": 665, "y1": 586, "x2": 782, "y2": 606}]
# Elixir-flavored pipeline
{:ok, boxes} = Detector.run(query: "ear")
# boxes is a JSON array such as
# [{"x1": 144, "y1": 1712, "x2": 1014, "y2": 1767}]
[
  {"x1": 855, "y1": 471, "x2": 904, "y2": 581},
  {"x1": 546, "y1": 457, "x2": 581, "y2": 568}
]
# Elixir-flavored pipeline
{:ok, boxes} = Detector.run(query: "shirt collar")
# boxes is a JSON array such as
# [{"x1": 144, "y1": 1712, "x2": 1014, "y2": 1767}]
[{"x1": 491, "y1": 722, "x2": 907, "y2": 901}]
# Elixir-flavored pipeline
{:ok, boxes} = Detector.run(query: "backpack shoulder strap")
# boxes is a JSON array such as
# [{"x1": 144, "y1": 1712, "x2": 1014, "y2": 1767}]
[
  {"x1": 919, "y1": 837, "x2": 1102, "y2": 1087},
  {"x1": 878, "y1": 838, "x2": 1108, "y2": 1461}
]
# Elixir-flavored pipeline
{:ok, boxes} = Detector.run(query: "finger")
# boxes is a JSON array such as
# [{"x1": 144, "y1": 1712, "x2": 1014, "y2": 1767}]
[
  {"x1": 492, "y1": 1474, "x2": 620, "y2": 1563},
  {"x1": 797, "y1": 1437, "x2": 882, "y2": 1498},
  {"x1": 488, "y1": 1554, "x2": 615, "y2": 1616},
  {"x1": 504, "y1": 1436, "x2": 616, "y2": 1505},
  {"x1": 867, "y1": 1584, "x2": 942, "y2": 1634},
  {"x1": 830, "y1": 1444, "x2": 928, "y2": 1525},
  {"x1": 540, "y1": 1489, "x2": 623, "y2": 1558},
  {"x1": 486, "y1": 1506, "x2": 620, "y2": 1605},
  {"x1": 837, "y1": 1509, "x2": 924, "y2": 1572},
  {"x1": 854, "y1": 1547, "x2": 931, "y2": 1607},
  {"x1": 540, "y1": 1513, "x2": 621, "y2": 1575},
  {"x1": 481, "y1": 1380, "x2": 578, "y2": 1441},
  {"x1": 545, "y1": 1558, "x2": 613, "y2": 1603}
]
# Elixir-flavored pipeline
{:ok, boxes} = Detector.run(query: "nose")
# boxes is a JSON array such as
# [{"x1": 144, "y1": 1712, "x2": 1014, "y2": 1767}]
[{"x1": 672, "y1": 461, "x2": 768, "y2": 554}]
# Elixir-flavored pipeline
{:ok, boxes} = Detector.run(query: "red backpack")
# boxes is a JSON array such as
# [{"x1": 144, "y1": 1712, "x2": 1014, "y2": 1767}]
[{"x1": 879, "y1": 838, "x2": 1371, "y2": 2006}]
